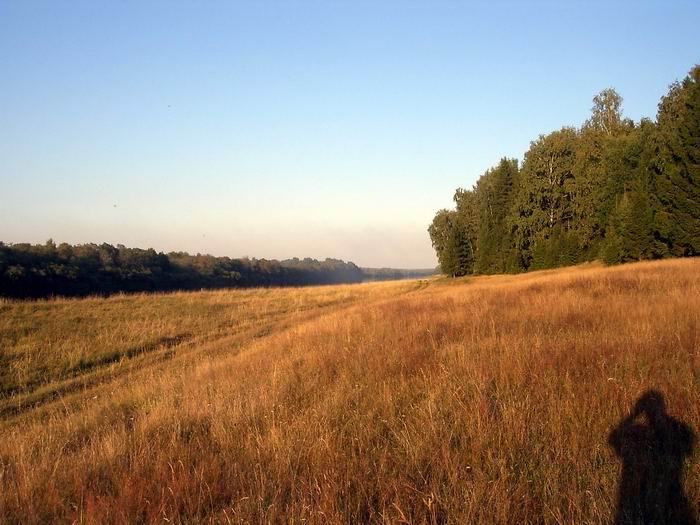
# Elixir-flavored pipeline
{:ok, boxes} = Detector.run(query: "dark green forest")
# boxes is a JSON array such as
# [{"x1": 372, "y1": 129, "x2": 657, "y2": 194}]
[
  {"x1": 429, "y1": 64, "x2": 700, "y2": 276},
  {"x1": 0, "y1": 241, "x2": 434, "y2": 299}
]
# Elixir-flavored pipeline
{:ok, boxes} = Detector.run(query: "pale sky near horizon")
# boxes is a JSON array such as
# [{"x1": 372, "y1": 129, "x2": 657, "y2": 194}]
[{"x1": 1, "y1": 1, "x2": 699, "y2": 268}]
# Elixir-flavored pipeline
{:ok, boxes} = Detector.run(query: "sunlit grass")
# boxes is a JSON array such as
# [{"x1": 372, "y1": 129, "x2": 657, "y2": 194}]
[{"x1": 0, "y1": 260, "x2": 698, "y2": 523}]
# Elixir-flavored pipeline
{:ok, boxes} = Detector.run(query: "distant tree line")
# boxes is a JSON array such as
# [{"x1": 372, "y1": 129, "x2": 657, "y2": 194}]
[
  {"x1": 429, "y1": 64, "x2": 700, "y2": 276},
  {"x1": 0, "y1": 241, "x2": 439, "y2": 298},
  {"x1": 0, "y1": 241, "x2": 371, "y2": 298}
]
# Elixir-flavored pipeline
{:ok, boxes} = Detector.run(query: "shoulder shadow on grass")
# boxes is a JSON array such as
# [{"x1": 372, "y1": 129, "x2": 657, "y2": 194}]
[{"x1": 609, "y1": 390, "x2": 697, "y2": 525}]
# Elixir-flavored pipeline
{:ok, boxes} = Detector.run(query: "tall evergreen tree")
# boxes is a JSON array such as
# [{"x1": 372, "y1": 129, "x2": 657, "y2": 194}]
[
  {"x1": 428, "y1": 209, "x2": 473, "y2": 277},
  {"x1": 654, "y1": 65, "x2": 700, "y2": 256},
  {"x1": 474, "y1": 158, "x2": 519, "y2": 274}
]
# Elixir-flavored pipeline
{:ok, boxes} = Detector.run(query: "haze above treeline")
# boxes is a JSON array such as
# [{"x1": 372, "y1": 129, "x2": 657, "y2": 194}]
[
  {"x1": 4, "y1": 63, "x2": 700, "y2": 298},
  {"x1": 3, "y1": 2, "x2": 699, "y2": 268}
]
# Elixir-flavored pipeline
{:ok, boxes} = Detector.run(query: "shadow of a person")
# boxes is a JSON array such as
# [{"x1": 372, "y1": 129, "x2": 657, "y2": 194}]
[{"x1": 609, "y1": 390, "x2": 697, "y2": 524}]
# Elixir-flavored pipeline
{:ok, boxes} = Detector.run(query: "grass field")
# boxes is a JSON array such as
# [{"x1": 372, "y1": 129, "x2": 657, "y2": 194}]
[{"x1": 1, "y1": 259, "x2": 698, "y2": 524}]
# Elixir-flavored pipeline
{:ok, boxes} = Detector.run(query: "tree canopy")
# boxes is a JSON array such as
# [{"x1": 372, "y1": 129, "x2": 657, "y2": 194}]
[{"x1": 429, "y1": 64, "x2": 700, "y2": 276}]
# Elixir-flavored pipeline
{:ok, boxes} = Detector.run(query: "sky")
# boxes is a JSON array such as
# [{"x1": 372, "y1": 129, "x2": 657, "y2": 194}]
[{"x1": 1, "y1": 1, "x2": 699, "y2": 268}]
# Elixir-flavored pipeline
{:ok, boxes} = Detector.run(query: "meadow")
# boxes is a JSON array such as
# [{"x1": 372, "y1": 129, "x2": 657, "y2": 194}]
[{"x1": 0, "y1": 258, "x2": 698, "y2": 524}]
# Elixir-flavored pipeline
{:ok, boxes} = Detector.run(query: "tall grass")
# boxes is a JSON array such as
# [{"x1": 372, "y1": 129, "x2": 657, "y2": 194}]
[{"x1": 0, "y1": 259, "x2": 698, "y2": 523}]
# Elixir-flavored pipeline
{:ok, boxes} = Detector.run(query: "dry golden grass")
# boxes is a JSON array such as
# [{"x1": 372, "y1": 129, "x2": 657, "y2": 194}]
[{"x1": 0, "y1": 259, "x2": 698, "y2": 524}]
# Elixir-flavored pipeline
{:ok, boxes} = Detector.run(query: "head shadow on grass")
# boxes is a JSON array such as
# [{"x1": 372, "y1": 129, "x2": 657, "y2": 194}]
[{"x1": 609, "y1": 389, "x2": 697, "y2": 525}]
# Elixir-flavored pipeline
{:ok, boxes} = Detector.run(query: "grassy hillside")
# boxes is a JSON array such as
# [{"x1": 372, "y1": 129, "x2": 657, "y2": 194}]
[{"x1": 1, "y1": 259, "x2": 698, "y2": 523}]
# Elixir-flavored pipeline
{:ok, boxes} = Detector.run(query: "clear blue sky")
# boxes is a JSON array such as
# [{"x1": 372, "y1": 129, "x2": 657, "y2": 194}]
[{"x1": 1, "y1": 1, "x2": 698, "y2": 267}]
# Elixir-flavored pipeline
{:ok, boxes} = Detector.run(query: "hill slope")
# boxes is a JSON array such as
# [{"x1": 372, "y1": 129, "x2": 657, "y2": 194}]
[{"x1": 1, "y1": 259, "x2": 699, "y2": 523}]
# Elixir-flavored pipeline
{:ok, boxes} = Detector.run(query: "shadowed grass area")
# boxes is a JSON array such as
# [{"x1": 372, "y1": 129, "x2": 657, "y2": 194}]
[{"x1": 0, "y1": 260, "x2": 698, "y2": 523}]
